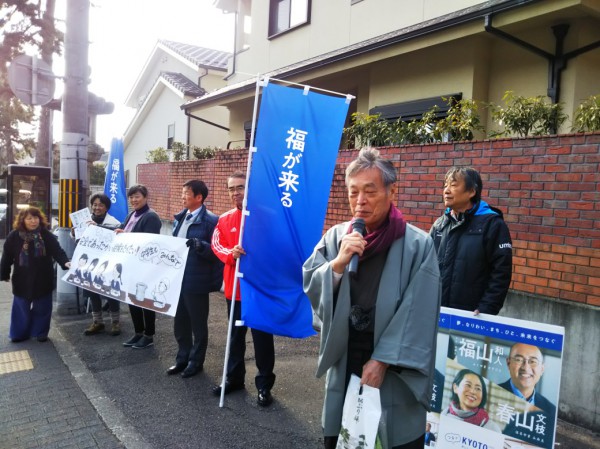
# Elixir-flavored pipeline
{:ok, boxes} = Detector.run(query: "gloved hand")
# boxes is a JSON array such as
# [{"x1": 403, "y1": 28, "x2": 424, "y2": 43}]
[{"x1": 186, "y1": 238, "x2": 202, "y2": 249}]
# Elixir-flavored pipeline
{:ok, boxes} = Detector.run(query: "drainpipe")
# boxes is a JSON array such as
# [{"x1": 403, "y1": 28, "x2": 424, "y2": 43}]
[
  {"x1": 184, "y1": 110, "x2": 230, "y2": 131},
  {"x1": 223, "y1": 0, "x2": 240, "y2": 81},
  {"x1": 485, "y1": 15, "x2": 600, "y2": 133},
  {"x1": 186, "y1": 108, "x2": 191, "y2": 155}
]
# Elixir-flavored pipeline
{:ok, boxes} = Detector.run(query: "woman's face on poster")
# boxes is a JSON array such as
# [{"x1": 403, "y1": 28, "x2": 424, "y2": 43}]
[{"x1": 453, "y1": 373, "x2": 483, "y2": 411}]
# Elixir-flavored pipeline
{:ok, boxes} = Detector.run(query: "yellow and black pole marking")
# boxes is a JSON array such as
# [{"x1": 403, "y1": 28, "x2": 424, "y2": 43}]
[{"x1": 59, "y1": 178, "x2": 82, "y2": 227}]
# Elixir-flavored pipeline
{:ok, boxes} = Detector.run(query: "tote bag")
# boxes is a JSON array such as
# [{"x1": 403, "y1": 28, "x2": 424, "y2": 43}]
[{"x1": 336, "y1": 374, "x2": 382, "y2": 449}]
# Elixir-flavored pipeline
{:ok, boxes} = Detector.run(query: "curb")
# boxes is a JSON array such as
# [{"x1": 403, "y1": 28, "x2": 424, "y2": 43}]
[{"x1": 50, "y1": 322, "x2": 153, "y2": 449}]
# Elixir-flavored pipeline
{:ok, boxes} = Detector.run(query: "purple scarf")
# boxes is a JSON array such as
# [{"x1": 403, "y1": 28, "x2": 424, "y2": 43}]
[{"x1": 348, "y1": 205, "x2": 406, "y2": 262}]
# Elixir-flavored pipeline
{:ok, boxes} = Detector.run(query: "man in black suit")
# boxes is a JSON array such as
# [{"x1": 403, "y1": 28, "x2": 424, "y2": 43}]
[
  {"x1": 166, "y1": 180, "x2": 223, "y2": 378},
  {"x1": 499, "y1": 343, "x2": 556, "y2": 449}
]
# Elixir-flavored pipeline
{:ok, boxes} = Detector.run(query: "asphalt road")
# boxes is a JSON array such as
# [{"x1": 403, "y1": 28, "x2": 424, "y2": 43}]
[
  {"x1": 51, "y1": 292, "x2": 326, "y2": 449},
  {"x1": 50, "y1": 292, "x2": 600, "y2": 449}
]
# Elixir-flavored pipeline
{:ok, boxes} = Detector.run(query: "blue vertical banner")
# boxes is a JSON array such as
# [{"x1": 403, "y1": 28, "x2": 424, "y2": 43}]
[
  {"x1": 239, "y1": 82, "x2": 350, "y2": 338},
  {"x1": 103, "y1": 138, "x2": 128, "y2": 222}
]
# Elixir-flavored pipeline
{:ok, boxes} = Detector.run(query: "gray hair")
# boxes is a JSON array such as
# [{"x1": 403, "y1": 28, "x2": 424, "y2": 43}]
[
  {"x1": 345, "y1": 148, "x2": 397, "y2": 187},
  {"x1": 445, "y1": 166, "x2": 482, "y2": 203}
]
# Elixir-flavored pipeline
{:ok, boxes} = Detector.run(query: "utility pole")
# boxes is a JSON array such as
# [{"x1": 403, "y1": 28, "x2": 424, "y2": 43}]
[{"x1": 55, "y1": 0, "x2": 90, "y2": 315}]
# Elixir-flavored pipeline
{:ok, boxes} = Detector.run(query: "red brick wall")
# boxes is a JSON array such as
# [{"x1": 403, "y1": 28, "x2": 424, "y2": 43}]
[{"x1": 138, "y1": 133, "x2": 600, "y2": 307}]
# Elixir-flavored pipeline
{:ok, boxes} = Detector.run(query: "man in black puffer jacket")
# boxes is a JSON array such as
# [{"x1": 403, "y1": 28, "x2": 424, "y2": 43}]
[
  {"x1": 166, "y1": 179, "x2": 223, "y2": 378},
  {"x1": 430, "y1": 167, "x2": 512, "y2": 315}
]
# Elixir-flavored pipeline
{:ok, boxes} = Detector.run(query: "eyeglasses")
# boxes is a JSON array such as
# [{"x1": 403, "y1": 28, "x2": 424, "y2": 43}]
[
  {"x1": 227, "y1": 185, "x2": 245, "y2": 193},
  {"x1": 509, "y1": 356, "x2": 541, "y2": 368}
]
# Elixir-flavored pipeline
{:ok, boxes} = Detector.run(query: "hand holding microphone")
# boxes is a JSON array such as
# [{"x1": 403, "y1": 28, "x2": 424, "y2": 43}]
[{"x1": 348, "y1": 218, "x2": 366, "y2": 277}]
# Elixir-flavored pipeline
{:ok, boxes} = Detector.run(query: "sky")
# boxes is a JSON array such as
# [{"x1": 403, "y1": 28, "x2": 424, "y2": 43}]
[{"x1": 52, "y1": 0, "x2": 235, "y2": 153}]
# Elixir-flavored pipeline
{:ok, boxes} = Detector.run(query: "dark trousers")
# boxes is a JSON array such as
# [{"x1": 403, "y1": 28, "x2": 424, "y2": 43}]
[
  {"x1": 128, "y1": 304, "x2": 156, "y2": 336},
  {"x1": 323, "y1": 330, "x2": 425, "y2": 449},
  {"x1": 10, "y1": 294, "x2": 53, "y2": 340},
  {"x1": 324, "y1": 434, "x2": 425, "y2": 449},
  {"x1": 174, "y1": 292, "x2": 209, "y2": 367},
  {"x1": 88, "y1": 292, "x2": 120, "y2": 313},
  {"x1": 226, "y1": 299, "x2": 276, "y2": 391}
]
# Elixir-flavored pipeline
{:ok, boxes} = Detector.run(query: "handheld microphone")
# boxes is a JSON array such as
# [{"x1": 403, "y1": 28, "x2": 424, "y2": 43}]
[{"x1": 348, "y1": 218, "x2": 366, "y2": 277}]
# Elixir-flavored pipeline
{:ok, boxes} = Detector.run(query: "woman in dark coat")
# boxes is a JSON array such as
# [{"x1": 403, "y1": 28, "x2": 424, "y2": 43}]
[
  {"x1": 1, "y1": 207, "x2": 70, "y2": 342},
  {"x1": 115, "y1": 184, "x2": 162, "y2": 349},
  {"x1": 81, "y1": 193, "x2": 122, "y2": 336}
]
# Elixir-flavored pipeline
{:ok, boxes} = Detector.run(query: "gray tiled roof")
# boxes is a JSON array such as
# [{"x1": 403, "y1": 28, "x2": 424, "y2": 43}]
[
  {"x1": 160, "y1": 72, "x2": 206, "y2": 97},
  {"x1": 159, "y1": 39, "x2": 231, "y2": 70}
]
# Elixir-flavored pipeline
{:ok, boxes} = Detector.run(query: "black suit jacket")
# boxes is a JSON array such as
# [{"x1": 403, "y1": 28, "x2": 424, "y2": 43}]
[{"x1": 498, "y1": 379, "x2": 556, "y2": 449}]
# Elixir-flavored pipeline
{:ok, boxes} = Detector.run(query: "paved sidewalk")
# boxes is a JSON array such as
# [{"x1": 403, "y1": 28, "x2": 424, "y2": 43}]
[{"x1": 0, "y1": 279, "x2": 126, "y2": 449}]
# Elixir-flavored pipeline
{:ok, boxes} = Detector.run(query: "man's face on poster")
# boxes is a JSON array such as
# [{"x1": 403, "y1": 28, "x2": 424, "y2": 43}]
[{"x1": 507, "y1": 343, "x2": 545, "y2": 394}]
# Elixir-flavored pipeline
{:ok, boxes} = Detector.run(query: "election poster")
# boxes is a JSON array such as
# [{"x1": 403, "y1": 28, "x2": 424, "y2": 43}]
[
  {"x1": 427, "y1": 307, "x2": 564, "y2": 449},
  {"x1": 62, "y1": 226, "x2": 189, "y2": 317}
]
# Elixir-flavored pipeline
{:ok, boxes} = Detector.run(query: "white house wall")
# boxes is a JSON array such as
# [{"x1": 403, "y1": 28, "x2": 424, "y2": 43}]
[{"x1": 124, "y1": 90, "x2": 188, "y2": 185}]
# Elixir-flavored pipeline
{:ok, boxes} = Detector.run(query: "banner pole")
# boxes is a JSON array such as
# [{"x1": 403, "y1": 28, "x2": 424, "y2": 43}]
[
  {"x1": 268, "y1": 76, "x2": 355, "y2": 99},
  {"x1": 219, "y1": 74, "x2": 263, "y2": 408}
]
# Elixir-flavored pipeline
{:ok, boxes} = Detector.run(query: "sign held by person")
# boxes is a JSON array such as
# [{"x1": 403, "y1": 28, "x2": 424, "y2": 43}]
[{"x1": 62, "y1": 226, "x2": 189, "y2": 317}]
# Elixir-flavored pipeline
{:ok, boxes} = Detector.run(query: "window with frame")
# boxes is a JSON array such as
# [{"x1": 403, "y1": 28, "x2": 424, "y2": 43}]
[
  {"x1": 369, "y1": 94, "x2": 462, "y2": 123},
  {"x1": 167, "y1": 123, "x2": 175, "y2": 149},
  {"x1": 269, "y1": 0, "x2": 311, "y2": 37}
]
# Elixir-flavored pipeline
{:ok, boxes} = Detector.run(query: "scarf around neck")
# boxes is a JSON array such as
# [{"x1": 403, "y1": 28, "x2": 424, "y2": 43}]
[
  {"x1": 18, "y1": 228, "x2": 46, "y2": 266},
  {"x1": 447, "y1": 400, "x2": 490, "y2": 427},
  {"x1": 92, "y1": 212, "x2": 107, "y2": 224},
  {"x1": 134, "y1": 204, "x2": 150, "y2": 217},
  {"x1": 348, "y1": 205, "x2": 406, "y2": 262}
]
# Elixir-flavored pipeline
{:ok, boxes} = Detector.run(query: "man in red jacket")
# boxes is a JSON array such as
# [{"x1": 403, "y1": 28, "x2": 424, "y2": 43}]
[{"x1": 211, "y1": 171, "x2": 276, "y2": 407}]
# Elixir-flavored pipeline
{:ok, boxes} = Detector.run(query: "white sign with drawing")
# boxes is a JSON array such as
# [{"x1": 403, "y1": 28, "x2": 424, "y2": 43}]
[
  {"x1": 62, "y1": 226, "x2": 189, "y2": 316},
  {"x1": 69, "y1": 207, "x2": 93, "y2": 240}
]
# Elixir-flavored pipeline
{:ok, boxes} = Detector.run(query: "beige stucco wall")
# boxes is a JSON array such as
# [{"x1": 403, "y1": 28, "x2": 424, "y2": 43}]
[
  {"x1": 235, "y1": 0, "x2": 489, "y2": 77},
  {"x1": 188, "y1": 105, "x2": 230, "y2": 149},
  {"x1": 216, "y1": 0, "x2": 600, "y2": 141},
  {"x1": 226, "y1": 98, "x2": 255, "y2": 146},
  {"x1": 199, "y1": 71, "x2": 229, "y2": 93}
]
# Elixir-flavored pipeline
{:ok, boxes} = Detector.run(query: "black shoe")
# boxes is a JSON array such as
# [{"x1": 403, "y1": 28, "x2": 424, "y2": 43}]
[
  {"x1": 36, "y1": 336, "x2": 48, "y2": 343},
  {"x1": 166, "y1": 363, "x2": 187, "y2": 375},
  {"x1": 257, "y1": 389, "x2": 273, "y2": 407},
  {"x1": 123, "y1": 334, "x2": 143, "y2": 347},
  {"x1": 10, "y1": 337, "x2": 27, "y2": 343},
  {"x1": 212, "y1": 381, "x2": 245, "y2": 396},
  {"x1": 181, "y1": 362, "x2": 203, "y2": 379},
  {"x1": 132, "y1": 335, "x2": 154, "y2": 349}
]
